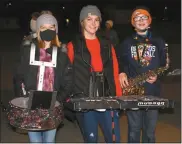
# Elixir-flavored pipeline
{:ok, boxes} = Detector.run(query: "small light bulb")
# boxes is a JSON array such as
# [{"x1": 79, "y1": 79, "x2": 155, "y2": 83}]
[{"x1": 66, "y1": 18, "x2": 69, "y2": 23}]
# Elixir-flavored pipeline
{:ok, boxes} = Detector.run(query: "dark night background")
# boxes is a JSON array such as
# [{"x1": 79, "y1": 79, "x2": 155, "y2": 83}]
[
  {"x1": 0, "y1": 0, "x2": 181, "y2": 69},
  {"x1": 0, "y1": 0, "x2": 181, "y2": 38},
  {"x1": 0, "y1": 0, "x2": 181, "y2": 143}
]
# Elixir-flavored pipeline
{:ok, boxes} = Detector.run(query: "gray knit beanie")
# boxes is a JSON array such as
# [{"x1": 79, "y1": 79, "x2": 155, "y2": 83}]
[
  {"x1": 36, "y1": 14, "x2": 58, "y2": 33},
  {"x1": 79, "y1": 5, "x2": 102, "y2": 22}
]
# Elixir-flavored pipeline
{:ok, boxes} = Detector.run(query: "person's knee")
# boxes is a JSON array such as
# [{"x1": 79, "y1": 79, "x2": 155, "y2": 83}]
[
  {"x1": 128, "y1": 120, "x2": 141, "y2": 131},
  {"x1": 128, "y1": 130, "x2": 141, "y2": 143},
  {"x1": 145, "y1": 131, "x2": 156, "y2": 142},
  {"x1": 145, "y1": 125, "x2": 156, "y2": 136},
  {"x1": 85, "y1": 132, "x2": 98, "y2": 143},
  {"x1": 127, "y1": 111, "x2": 141, "y2": 123},
  {"x1": 128, "y1": 122, "x2": 141, "y2": 141},
  {"x1": 28, "y1": 132, "x2": 42, "y2": 143},
  {"x1": 43, "y1": 129, "x2": 56, "y2": 143}
]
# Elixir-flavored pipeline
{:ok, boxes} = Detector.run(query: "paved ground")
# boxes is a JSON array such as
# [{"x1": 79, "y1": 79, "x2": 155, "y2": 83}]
[
  {"x1": 0, "y1": 46, "x2": 181, "y2": 143},
  {"x1": 0, "y1": 111, "x2": 181, "y2": 143}
]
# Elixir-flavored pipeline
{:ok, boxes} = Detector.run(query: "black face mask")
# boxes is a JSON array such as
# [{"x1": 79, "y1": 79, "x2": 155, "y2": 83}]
[{"x1": 40, "y1": 29, "x2": 56, "y2": 41}]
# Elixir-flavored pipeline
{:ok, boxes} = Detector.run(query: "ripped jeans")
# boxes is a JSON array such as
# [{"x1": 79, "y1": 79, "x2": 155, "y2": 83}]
[
  {"x1": 77, "y1": 110, "x2": 121, "y2": 143},
  {"x1": 126, "y1": 109, "x2": 158, "y2": 143}
]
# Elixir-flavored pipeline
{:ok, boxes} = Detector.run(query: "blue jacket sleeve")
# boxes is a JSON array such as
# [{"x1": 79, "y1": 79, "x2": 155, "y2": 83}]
[
  {"x1": 116, "y1": 39, "x2": 129, "y2": 73},
  {"x1": 158, "y1": 38, "x2": 167, "y2": 67}
]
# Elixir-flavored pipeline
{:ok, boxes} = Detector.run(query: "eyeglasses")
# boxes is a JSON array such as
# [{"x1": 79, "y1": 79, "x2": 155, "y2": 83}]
[{"x1": 134, "y1": 16, "x2": 149, "y2": 22}]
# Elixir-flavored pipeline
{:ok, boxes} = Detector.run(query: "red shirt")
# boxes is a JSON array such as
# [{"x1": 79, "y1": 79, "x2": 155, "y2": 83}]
[{"x1": 67, "y1": 38, "x2": 122, "y2": 96}]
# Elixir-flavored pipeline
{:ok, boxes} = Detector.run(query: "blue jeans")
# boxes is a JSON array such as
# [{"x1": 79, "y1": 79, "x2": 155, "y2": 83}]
[
  {"x1": 126, "y1": 109, "x2": 158, "y2": 143},
  {"x1": 77, "y1": 110, "x2": 121, "y2": 143},
  {"x1": 28, "y1": 129, "x2": 56, "y2": 143}
]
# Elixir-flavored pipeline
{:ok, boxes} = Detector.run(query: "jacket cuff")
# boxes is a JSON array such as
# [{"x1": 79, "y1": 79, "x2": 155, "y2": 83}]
[
  {"x1": 119, "y1": 66, "x2": 125, "y2": 74},
  {"x1": 57, "y1": 90, "x2": 70, "y2": 102}
]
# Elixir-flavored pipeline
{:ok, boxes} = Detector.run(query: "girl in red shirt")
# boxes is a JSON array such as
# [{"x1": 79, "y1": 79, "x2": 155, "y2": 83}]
[{"x1": 66, "y1": 5, "x2": 122, "y2": 143}]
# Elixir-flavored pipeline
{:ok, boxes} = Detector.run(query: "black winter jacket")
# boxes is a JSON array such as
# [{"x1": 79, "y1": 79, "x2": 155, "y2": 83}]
[{"x1": 15, "y1": 40, "x2": 73, "y2": 101}]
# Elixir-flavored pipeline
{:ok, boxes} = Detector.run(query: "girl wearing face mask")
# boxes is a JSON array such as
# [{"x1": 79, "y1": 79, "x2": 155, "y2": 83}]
[{"x1": 15, "y1": 14, "x2": 73, "y2": 143}]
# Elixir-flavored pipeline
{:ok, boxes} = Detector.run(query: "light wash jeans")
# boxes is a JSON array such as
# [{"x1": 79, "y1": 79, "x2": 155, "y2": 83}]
[{"x1": 28, "y1": 129, "x2": 56, "y2": 143}]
